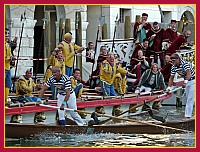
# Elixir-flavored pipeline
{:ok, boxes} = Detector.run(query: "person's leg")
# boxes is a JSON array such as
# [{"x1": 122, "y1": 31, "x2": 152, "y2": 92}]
[
  {"x1": 57, "y1": 94, "x2": 66, "y2": 125},
  {"x1": 24, "y1": 96, "x2": 34, "y2": 102},
  {"x1": 5, "y1": 70, "x2": 12, "y2": 102},
  {"x1": 185, "y1": 81, "x2": 195, "y2": 118},
  {"x1": 67, "y1": 92, "x2": 84, "y2": 126},
  {"x1": 110, "y1": 84, "x2": 117, "y2": 96},
  {"x1": 65, "y1": 66, "x2": 70, "y2": 76},
  {"x1": 100, "y1": 81, "x2": 110, "y2": 96}
]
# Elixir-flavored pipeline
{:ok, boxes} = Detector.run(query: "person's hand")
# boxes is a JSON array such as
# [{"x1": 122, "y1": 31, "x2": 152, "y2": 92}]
[
  {"x1": 182, "y1": 83, "x2": 186, "y2": 88},
  {"x1": 60, "y1": 101, "x2": 66, "y2": 110},
  {"x1": 165, "y1": 86, "x2": 172, "y2": 94}
]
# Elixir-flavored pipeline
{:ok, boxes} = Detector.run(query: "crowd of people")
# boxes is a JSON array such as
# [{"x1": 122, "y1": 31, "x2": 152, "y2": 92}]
[{"x1": 5, "y1": 12, "x2": 195, "y2": 125}]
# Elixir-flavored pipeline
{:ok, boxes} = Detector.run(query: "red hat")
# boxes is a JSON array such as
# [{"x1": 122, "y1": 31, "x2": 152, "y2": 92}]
[
  {"x1": 142, "y1": 13, "x2": 148, "y2": 17},
  {"x1": 171, "y1": 19, "x2": 177, "y2": 23}
]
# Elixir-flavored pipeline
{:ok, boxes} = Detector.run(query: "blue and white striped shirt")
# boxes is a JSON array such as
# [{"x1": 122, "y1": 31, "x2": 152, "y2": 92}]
[
  {"x1": 171, "y1": 60, "x2": 195, "y2": 80},
  {"x1": 45, "y1": 74, "x2": 73, "y2": 95}
]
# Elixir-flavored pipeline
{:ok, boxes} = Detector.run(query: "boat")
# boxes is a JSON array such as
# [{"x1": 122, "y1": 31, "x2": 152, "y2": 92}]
[
  {"x1": 5, "y1": 91, "x2": 172, "y2": 115},
  {"x1": 5, "y1": 118, "x2": 195, "y2": 138}
]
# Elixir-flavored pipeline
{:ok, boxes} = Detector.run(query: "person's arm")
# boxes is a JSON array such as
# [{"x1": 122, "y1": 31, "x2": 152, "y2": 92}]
[{"x1": 38, "y1": 85, "x2": 48, "y2": 98}]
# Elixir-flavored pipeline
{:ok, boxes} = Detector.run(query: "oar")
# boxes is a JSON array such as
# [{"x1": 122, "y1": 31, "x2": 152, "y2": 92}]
[
  {"x1": 39, "y1": 103, "x2": 190, "y2": 133},
  {"x1": 99, "y1": 86, "x2": 182, "y2": 125}
]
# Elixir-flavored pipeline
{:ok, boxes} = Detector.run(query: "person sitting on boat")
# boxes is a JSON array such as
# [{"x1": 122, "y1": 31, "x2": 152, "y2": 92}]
[
  {"x1": 89, "y1": 46, "x2": 108, "y2": 89},
  {"x1": 135, "y1": 63, "x2": 166, "y2": 94},
  {"x1": 130, "y1": 38, "x2": 152, "y2": 67},
  {"x1": 100, "y1": 52, "x2": 133, "y2": 96},
  {"x1": 167, "y1": 53, "x2": 195, "y2": 118},
  {"x1": 57, "y1": 32, "x2": 84, "y2": 77},
  {"x1": 70, "y1": 68, "x2": 84, "y2": 99},
  {"x1": 49, "y1": 48, "x2": 66, "y2": 100},
  {"x1": 130, "y1": 49, "x2": 149, "y2": 86},
  {"x1": 166, "y1": 30, "x2": 191, "y2": 56},
  {"x1": 16, "y1": 68, "x2": 41, "y2": 102},
  {"x1": 160, "y1": 54, "x2": 173, "y2": 84},
  {"x1": 13, "y1": 68, "x2": 45, "y2": 123},
  {"x1": 38, "y1": 66, "x2": 85, "y2": 126}
]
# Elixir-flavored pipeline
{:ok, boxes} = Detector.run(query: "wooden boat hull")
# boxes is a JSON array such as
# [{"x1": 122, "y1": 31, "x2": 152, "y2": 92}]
[{"x1": 5, "y1": 118, "x2": 195, "y2": 138}]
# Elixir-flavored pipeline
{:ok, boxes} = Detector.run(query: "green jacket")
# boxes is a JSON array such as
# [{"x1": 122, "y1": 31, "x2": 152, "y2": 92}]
[{"x1": 137, "y1": 69, "x2": 166, "y2": 90}]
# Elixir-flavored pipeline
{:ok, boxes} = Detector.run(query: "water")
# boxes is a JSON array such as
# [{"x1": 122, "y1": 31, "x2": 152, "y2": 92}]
[{"x1": 5, "y1": 106, "x2": 195, "y2": 147}]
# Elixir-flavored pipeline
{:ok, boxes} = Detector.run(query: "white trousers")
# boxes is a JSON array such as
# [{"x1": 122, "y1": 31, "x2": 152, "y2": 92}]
[
  {"x1": 135, "y1": 85, "x2": 152, "y2": 94},
  {"x1": 57, "y1": 92, "x2": 84, "y2": 126},
  {"x1": 185, "y1": 80, "x2": 195, "y2": 118}
]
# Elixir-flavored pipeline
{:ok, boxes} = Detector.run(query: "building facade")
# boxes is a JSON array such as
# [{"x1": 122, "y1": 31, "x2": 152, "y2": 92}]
[{"x1": 5, "y1": 4, "x2": 195, "y2": 80}]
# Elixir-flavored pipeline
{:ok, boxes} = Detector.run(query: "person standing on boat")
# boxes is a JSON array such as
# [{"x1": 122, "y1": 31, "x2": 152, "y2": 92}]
[
  {"x1": 5, "y1": 28, "x2": 16, "y2": 104},
  {"x1": 133, "y1": 13, "x2": 152, "y2": 44},
  {"x1": 167, "y1": 53, "x2": 195, "y2": 118},
  {"x1": 57, "y1": 32, "x2": 84, "y2": 77},
  {"x1": 49, "y1": 48, "x2": 65, "y2": 100},
  {"x1": 146, "y1": 21, "x2": 165, "y2": 67},
  {"x1": 135, "y1": 63, "x2": 166, "y2": 93},
  {"x1": 86, "y1": 41, "x2": 95, "y2": 63},
  {"x1": 38, "y1": 66, "x2": 85, "y2": 126}
]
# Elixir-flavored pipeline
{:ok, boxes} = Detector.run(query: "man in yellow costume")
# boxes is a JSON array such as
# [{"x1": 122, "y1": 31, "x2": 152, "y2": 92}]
[
  {"x1": 70, "y1": 68, "x2": 83, "y2": 99},
  {"x1": 16, "y1": 68, "x2": 41, "y2": 102},
  {"x1": 57, "y1": 32, "x2": 83, "y2": 76},
  {"x1": 5, "y1": 28, "x2": 16, "y2": 103},
  {"x1": 49, "y1": 48, "x2": 65, "y2": 99},
  {"x1": 100, "y1": 52, "x2": 132, "y2": 96}
]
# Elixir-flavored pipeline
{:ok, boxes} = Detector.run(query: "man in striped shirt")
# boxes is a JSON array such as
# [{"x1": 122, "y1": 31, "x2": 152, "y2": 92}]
[
  {"x1": 167, "y1": 53, "x2": 195, "y2": 118},
  {"x1": 38, "y1": 66, "x2": 84, "y2": 126}
]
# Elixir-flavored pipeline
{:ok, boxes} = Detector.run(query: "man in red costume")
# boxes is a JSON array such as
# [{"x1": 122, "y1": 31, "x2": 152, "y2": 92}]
[
  {"x1": 133, "y1": 13, "x2": 152, "y2": 44},
  {"x1": 163, "y1": 20, "x2": 179, "y2": 44},
  {"x1": 130, "y1": 38, "x2": 152, "y2": 67},
  {"x1": 146, "y1": 22, "x2": 165, "y2": 67},
  {"x1": 166, "y1": 30, "x2": 191, "y2": 55}
]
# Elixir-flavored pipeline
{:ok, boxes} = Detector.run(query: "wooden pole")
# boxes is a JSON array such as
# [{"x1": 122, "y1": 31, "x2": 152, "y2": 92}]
[
  {"x1": 102, "y1": 23, "x2": 108, "y2": 39},
  {"x1": 124, "y1": 16, "x2": 131, "y2": 38},
  {"x1": 75, "y1": 11, "x2": 82, "y2": 75},
  {"x1": 65, "y1": 18, "x2": 71, "y2": 33},
  {"x1": 39, "y1": 103, "x2": 189, "y2": 133}
]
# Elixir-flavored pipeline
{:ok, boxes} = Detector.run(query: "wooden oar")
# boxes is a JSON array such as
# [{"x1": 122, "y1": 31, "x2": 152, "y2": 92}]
[
  {"x1": 39, "y1": 103, "x2": 190, "y2": 133},
  {"x1": 99, "y1": 87, "x2": 182, "y2": 125}
]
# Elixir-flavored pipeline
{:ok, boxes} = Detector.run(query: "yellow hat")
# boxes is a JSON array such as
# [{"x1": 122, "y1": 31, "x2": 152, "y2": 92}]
[
  {"x1": 26, "y1": 68, "x2": 33, "y2": 73},
  {"x1": 64, "y1": 33, "x2": 72, "y2": 39},
  {"x1": 107, "y1": 52, "x2": 114, "y2": 58}
]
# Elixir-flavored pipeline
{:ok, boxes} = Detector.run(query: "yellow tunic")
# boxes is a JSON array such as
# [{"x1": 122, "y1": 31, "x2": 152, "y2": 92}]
[
  {"x1": 100, "y1": 60, "x2": 127, "y2": 85},
  {"x1": 16, "y1": 76, "x2": 36, "y2": 97},
  {"x1": 43, "y1": 69, "x2": 52, "y2": 83},
  {"x1": 113, "y1": 73, "x2": 127, "y2": 95},
  {"x1": 50, "y1": 55, "x2": 65, "y2": 74},
  {"x1": 5, "y1": 42, "x2": 12, "y2": 70},
  {"x1": 57, "y1": 41, "x2": 81, "y2": 67},
  {"x1": 70, "y1": 76, "x2": 83, "y2": 98}
]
